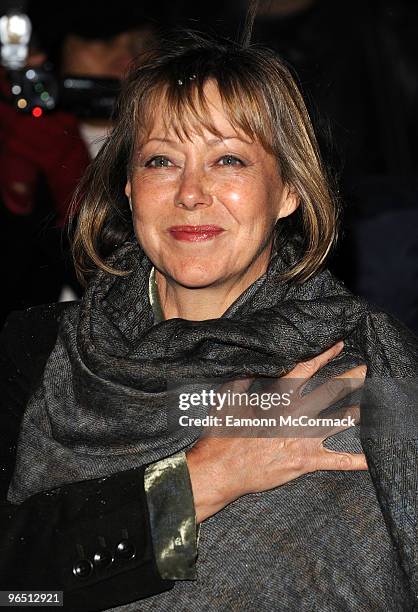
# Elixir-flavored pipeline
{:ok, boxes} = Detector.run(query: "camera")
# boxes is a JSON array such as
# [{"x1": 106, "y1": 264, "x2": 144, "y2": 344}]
[{"x1": 0, "y1": 10, "x2": 120, "y2": 119}]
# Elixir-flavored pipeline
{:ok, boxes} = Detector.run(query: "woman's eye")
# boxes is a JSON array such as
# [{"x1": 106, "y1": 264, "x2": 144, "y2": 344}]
[
  {"x1": 145, "y1": 156, "x2": 173, "y2": 168},
  {"x1": 218, "y1": 155, "x2": 245, "y2": 167}
]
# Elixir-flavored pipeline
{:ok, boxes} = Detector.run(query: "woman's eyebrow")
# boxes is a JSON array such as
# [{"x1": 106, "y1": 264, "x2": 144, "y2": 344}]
[
  {"x1": 206, "y1": 136, "x2": 249, "y2": 144},
  {"x1": 145, "y1": 137, "x2": 178, "y2": 144}
]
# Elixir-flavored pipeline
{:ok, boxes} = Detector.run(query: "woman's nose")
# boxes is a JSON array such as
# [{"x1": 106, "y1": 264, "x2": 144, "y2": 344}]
[{"x1": 174, "y1": 169, "x2": 213, "y2": 210}]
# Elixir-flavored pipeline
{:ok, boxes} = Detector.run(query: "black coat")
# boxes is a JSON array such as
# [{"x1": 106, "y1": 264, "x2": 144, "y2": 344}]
[{"x1": 0, "y1": 303, "x2": 173, "y2": 611}]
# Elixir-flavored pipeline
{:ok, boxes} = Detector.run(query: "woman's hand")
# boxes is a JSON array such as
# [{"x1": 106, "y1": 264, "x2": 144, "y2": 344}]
[{"x1": 186, "y1": 341, "x2": 367, "y2": 523}]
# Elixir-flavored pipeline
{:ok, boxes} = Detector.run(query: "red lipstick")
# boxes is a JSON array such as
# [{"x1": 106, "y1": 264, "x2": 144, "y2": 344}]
[{"x1": 168, "y1": 225, "x2": 225, "y2": 242}]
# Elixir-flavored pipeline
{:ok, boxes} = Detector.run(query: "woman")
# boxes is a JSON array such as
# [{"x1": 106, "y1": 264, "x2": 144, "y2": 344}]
[{"x1": 5, "y1": 31, "x2": 417, "y2": 610}]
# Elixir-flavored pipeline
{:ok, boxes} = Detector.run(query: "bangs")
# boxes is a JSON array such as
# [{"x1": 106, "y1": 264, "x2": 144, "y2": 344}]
[{"x1": 133, "y1": 74, "x2": 276, "y2": 154}]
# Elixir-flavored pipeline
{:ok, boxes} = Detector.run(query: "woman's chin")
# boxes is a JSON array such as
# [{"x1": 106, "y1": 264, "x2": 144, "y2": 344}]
[{"x1": 166, "y1": 262, "x2": 226, "y2": 289}]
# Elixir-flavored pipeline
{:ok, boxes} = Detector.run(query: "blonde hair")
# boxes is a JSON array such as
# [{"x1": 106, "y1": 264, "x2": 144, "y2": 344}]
[{"x1": 72, "y1": 30, "x2": 338, "y2": 284}]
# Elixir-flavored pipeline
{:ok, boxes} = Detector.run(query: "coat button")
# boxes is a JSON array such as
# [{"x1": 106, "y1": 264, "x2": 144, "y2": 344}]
[
  {"x1": 93, "y1": 548, "x2": 113, "y2": 569},
  {"x1": 72, "y1": 559, "x2": 93, "y2": 578},
  {"x1": 115, "y1": 539, "x2": 136, "y2": 560}
]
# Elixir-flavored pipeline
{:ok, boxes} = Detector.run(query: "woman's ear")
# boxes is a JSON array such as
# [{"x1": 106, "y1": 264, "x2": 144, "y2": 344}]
[
  {"x1": 277, "y1": 183, "x2": 300, "y2": 220},
  {"x1": 125, "y1": 181, "x2": 132, "y2": 212}
]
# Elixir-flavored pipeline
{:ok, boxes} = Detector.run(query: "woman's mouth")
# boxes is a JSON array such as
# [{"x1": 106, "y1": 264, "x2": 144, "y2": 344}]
[{"x1": 168, "y1": 225, "x2": 225, "y2": 242}]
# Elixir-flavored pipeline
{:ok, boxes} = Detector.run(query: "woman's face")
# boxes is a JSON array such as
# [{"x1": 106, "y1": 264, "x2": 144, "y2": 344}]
[{"x1": 125, "y1": 81, "x2": 299, "y2": 291}]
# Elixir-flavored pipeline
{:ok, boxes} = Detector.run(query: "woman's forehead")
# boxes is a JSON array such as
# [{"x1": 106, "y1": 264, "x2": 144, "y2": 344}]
[
  {"x1": 142, "y1": 117, "x2": 250, "y2": 145},
  {"x1": 137, "y1": 82, "x2": 256, "y2": 147}
]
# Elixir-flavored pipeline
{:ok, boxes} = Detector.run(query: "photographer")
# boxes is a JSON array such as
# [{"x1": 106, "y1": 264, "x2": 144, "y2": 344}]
[{"x1": 0, "y1": 1, "x2": 155, "y2": 327}]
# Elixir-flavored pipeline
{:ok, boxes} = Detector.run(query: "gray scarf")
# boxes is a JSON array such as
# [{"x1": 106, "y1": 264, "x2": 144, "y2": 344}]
[{"x1": 8, "y1": 241, "x2": 418, "y2": 610}]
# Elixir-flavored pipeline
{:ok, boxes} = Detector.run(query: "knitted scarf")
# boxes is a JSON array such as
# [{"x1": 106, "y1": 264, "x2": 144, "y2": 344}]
[{"x1": 8, "y1": 241, "x2": 418, "y2": 610}]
